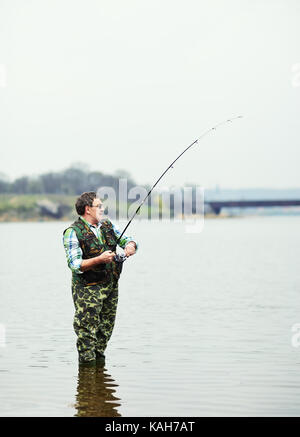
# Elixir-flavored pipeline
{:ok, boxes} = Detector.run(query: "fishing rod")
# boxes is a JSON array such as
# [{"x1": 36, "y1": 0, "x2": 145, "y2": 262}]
[{"x1": 115, "y1": 115, "x2": 243, "y2": 261}]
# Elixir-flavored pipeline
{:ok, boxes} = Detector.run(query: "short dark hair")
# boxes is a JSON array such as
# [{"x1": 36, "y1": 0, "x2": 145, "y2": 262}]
[{"x1": 75, "y1": 192, "x2": 97, "y2": 215}]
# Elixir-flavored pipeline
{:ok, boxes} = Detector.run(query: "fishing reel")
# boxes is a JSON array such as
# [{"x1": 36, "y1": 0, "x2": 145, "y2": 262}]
[{"x1": 114, "y1": 253, "x2": 127, "y2": 263}]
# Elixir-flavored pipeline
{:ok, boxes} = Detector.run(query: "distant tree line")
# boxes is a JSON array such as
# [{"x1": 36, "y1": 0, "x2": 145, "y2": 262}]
[
  {"x1": 0, "y1": 166, "x2": 137, "y2": 195},
  {"x1": 0, "y1": 166, "x2": 204, "y2": 217}
]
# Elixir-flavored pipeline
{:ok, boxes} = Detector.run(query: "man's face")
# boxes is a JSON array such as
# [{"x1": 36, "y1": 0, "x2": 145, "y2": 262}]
[{"x1": 86, "y1": 198, "x2": 104, "y2": 224}]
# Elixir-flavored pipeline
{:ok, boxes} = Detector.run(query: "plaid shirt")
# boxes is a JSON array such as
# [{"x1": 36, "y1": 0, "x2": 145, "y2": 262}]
[{"x1": 63, "y1": 216, "x2": 138, "y2": 274}]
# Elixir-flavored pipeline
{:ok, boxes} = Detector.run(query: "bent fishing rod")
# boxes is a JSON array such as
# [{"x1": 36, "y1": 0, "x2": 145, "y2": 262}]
[{"x1": 115, "y1": 115, "x2": 243, "y2": 261}]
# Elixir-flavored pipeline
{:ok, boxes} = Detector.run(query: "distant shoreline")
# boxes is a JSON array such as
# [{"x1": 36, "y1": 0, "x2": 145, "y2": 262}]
[
  {"x1": 0, "y1": 194, "x2": 299, "y2": 223},
  {"x1": 1, "y1": 213, "x2": 299, "y2": 223}
]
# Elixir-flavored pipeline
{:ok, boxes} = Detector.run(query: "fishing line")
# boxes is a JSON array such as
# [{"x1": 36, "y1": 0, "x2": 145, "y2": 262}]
[{"x1": 116, "y1": 115, "x2": 243, "y2": 248}]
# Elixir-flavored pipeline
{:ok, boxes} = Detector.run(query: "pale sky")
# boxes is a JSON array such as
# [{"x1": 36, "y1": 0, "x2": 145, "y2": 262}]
[{"x1": 0, "y1": 0, "x2": 300, "y2": 189}]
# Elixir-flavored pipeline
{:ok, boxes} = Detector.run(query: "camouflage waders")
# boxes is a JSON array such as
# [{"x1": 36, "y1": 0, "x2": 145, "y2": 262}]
[
  {"x1": 63, "y1": 217, "x2": 124, "y2": 363},
  {"x1": 72, "y1": 277, "x2": 119, "y2": 363}
]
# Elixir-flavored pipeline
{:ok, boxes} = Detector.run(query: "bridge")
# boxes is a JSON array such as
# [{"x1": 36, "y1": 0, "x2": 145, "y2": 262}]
[{"x1": 206, "y1": 200, "x2": 300, "y2": 215}]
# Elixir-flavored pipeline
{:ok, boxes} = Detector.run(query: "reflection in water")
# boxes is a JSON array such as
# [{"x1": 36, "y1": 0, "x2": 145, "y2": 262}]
[{"x1": 74, "y1": 363, "x2": 121, "y2": 417}]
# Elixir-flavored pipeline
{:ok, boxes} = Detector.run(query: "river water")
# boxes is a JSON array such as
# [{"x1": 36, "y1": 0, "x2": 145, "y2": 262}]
[{"x1": 0, "y1": 216, "x2": 300, "y2": 416}]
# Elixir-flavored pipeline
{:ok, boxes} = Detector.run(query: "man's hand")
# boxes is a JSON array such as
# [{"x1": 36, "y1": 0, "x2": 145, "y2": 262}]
[
  {"x1": 80, "y1": 250, "x2": 115, "y2": 271},
  {"x1": 99, "y1": 250, "x2": 116, "y2": 263},
  {"x1": 124, "y1": 242, "x2": 136, "y2": 257}
]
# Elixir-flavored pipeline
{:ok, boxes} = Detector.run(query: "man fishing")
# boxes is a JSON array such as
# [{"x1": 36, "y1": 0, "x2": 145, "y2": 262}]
[
  {"x1": 63, "y1": 191, "x2": 137, "y2": 366},
  {"x1": 62, "y1": 117, "x2": 241, "y2": 366}
]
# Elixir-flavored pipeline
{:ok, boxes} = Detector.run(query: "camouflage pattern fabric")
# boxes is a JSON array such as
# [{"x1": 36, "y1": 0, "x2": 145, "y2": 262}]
[
  {"x1": 72, "y1": 277, "x2": 119, "y2": 363},
  {"x1": 64, "y1": 217, "x2": 122, "y2": 286}
]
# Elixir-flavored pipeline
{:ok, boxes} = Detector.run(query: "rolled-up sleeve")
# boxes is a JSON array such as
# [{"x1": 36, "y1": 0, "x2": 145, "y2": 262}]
[
  {"x1": 111, "y1": 223, "x2": 138, "y2": 251},
  {"x1": 63, "y1": 228, "x2": 84, "y2": 274}
]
